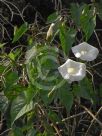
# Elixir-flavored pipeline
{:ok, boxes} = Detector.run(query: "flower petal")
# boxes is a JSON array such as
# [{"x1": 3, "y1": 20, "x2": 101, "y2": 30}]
[
  {"x1": 72, "y1": 42, "x2": 99, "y2": 61},
  {"x1": 58, "y1": 59, "x2": 86, "y2": 83}
]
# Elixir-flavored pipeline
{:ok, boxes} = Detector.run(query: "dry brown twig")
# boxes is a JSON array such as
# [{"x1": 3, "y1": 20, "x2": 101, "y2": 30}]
[
  {"x1": 94, "y1": 30, "x2": 102, "y2": 51},
  {"x1": 0, "y1": 128, "x2": 12, "y2": 136},
  {"x1": 62, "y1": 111, "x2": 87, "y2": 122},
  {"x1": 85, "y1": 106, "x2": 102, "y2": 136},
  {"x1": 80, "y1": 105, "x2": 102, "y2": 128}
]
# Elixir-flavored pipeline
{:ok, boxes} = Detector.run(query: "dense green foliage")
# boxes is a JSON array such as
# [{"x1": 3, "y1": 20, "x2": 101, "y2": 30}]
[{"x1": 0, "y1": 0, "x2": 102, "y2": 135}]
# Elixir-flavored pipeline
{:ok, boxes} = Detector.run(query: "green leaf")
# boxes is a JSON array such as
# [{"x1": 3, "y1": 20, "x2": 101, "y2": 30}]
[
  {"x1": 0, "y1": 65, "x2": 5, "y2": 74},
  {"x1": 80, "y1": 5, "x2": 96, "y2": 40},
  {"x1": 5, "y1": 84, "x2": 25, "y2": 100},
  {"x1": 37, "y1": 47, "x2": 59, "y2": 70},
  {"x1": 5, "y1": 71, "x2": 18, "y2": 87},
  {"x1": 14, "y1": 101, "x2": 34, "y2": 124},
  {"x1": 48, "y1": 110, "x2": 61, "y2": 124},
  {"x1": 70, "y1": 3, "x2": 84, "y2": 27},
  {"x1": 0, "y1": 92, "x2": 8, "y2": 113},
  {"x1": 70, "y1": 4, "x2": 96, "y2": 40},
  {"x1": 8, "y1": 52, "x2": 15, "y2": 61},
  {"x1": 47, "y1": 12, "x2": 59, "y2": 24},
  {"x1": 24, "y1": 85, "x2": 38, "y2": 104},
  {"x1": 11, "y1": 94, "x2": 26, "y2": 124},
  {"x1": 58, "y1": 82, "x2": 73, "y2": 111},
  {"x1": 12, "y1": 22, "x2": 28, "y2": 43},
  {"x1": 73, "y1": 78, "x2": 94, "y2": 100},
  {"x1": 37, "y1": 132, "x2": 48, "y2": 136},
  {"x1": 12, "y1": 126, "x2": 24, "y2": 136},
  {"x1": 0, "y1": 43, "x2": 7, "y2": 48},
  {"x1": 40, "y1": 89, "x2": 55, "y2": 105},
  {"x1": 26, "y1": 129, "x2": 36, "y2": 136},
  {"x1": 59, "y1": 24, "x2": 76, "y2": 55},
  {"x1": 59, "y1": 91, "x2": 73, "y2": 112},
  {"x1": 73, "y1": 84, "x2": 90, "y2": 100},
  {"x1": 26, "y1": 45, "x2": 61, "y2": 90},
  {"x1": 41, "y1": 57, "x2": 58, "y2": 69},
  {"x1": 11, "y1": 94, "x2": 34, "y2": 125}
]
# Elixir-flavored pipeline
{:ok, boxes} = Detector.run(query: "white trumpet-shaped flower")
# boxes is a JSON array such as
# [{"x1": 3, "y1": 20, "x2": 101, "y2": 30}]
[
  {"x1": 72, "y1": 42, "x2": 99, "y2": 61},
  {"x1": 71, "y1": 42, "x2": 99, "y2": 61},
  {"x1": 58, "y1": 59, "x2": 86, "y2": 83}
]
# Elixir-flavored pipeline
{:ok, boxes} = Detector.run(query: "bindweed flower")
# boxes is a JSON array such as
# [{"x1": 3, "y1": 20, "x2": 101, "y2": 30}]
[
  {"x1": 46, "y1": 23, "x2": 55, "y2": 41},
  {"x1": 58, "y1": 59, "x2": 86, "y2": 83},
  {"x1": 71, "y1": 42, "x2": 99, "y2": 61}
]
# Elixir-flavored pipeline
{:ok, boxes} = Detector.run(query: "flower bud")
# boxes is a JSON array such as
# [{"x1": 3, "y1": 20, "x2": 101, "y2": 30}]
[{"x1": 46, "y1": 23, "x2": 55, "y2": 41}]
